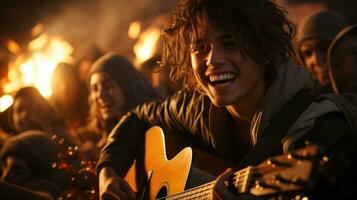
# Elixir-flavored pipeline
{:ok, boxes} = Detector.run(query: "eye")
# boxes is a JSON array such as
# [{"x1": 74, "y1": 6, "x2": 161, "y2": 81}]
[
  {"x1": 221, "y1": 39, "x2": 238, "y2": 50},
  {"x1": 90, "y1": 84, "x2": 98, "y2": 93},
  {"x1": 103, "y1": 81, "x2": 114, "y2": 91},
  {"x1": 191, "y1": 42, "x2": 210, "y2": 54},
  {"x1": 302, "y1": 50, "x2": 313, "y2": 58}
]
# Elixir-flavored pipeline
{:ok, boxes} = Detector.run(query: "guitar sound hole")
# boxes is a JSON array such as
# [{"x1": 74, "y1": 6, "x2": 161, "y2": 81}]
[{"x1": 156, "y1": 186, "x2": 168, "y2": 199}]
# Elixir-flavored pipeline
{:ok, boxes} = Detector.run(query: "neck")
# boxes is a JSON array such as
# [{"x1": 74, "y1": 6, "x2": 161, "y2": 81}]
[
  {"x1": 226, "y1": 78, "x2": 266, "y2": 125},
  {"x1": 103, "y1": 118, "x2": 119, "y2": 133}
]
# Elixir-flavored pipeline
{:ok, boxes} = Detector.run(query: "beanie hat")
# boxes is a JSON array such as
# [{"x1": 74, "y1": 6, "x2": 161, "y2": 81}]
[
  {"x1": 296, "y1": 10, "x2": 348, "y2": 62},
  {"x1": 88, "y1": 53, "x2": 160, "y2": 114},
  {"x1": 1, "y1": 130, "x2": 60, "y2": 177}
]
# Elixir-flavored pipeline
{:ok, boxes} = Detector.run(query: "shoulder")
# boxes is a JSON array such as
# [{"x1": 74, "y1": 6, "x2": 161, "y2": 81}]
[{"x1": 303, "y1": 112, "x2": 355, "y2": 154}]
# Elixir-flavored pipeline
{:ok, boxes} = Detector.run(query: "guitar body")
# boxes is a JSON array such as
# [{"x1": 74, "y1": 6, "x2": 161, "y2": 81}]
[{"x1": 124, "y1": 126, "x2": 193, "y2": 200}]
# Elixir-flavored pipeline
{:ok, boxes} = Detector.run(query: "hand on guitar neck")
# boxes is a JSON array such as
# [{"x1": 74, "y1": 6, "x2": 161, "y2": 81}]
[
  {"x1": 212, "y1": 168, "x2": 236, "y2": 200},
  {"x1": 99, "y1": 167, "x2": 137, "y2": 200}
]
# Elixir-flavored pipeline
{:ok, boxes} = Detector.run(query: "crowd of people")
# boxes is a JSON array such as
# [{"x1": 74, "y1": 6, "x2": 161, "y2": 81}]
[{"x1": 1, "y1": 0, "x2": 357, "y2": 199}]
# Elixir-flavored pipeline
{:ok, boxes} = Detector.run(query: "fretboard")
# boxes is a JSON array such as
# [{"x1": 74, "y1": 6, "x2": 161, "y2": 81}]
[{"x1": 157, "y1": 166, "x2": 252, "y2": 200}]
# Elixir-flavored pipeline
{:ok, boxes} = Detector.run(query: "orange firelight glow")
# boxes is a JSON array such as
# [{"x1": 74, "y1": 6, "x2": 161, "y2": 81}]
[{"x1": 0, "y1": 24, "x2": 74, "y2": 112}]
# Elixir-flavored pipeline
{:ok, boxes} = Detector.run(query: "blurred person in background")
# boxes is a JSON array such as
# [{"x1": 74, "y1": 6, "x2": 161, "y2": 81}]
[
  {"x1": 51, "y1": 63, "x2": 88, "y2": 133},
  {"x1": 328, "y1": 24, "x2": 357, "y2": 94},
  {"x1": 0, "y1": 130, "x2": 61, "y2": 200},
  {"x1": 76, "y1": 53, "x2": 161, "y2": 160},
  {"x1": 296, "y1": 10, "x2": 348, "y2": 95},
  {"x1": 10, "y1": 86, "x2": 73, "y2": 146}
]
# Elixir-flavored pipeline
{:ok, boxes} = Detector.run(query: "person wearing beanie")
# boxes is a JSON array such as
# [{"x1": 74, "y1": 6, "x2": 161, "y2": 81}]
[
  {"x1": 74, "y1": 53, "x2": 161, "y2": 160},
  {"x1": 296, "y1": 10, "x2": 348, "y2": 95},
  {"x1": 328, "y1": 24, "x2": 357, "y2": 94},
  {"x1": 0, "y1": 130, "x2": 61, "y2": 200}
]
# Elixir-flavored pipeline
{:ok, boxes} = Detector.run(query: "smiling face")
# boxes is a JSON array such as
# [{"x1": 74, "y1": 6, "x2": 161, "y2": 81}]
[
  {"x1": 190, "y1": 29, "x2": 266, "y2": 107},
  {"x1": 12, "y1": 96, "x2": 43, "y2": 132},
  {"x1": 300, "y1": 39, "x2": 331, "y2": 88},
  {"x1": 89, "y1": 72, "x2": 126, "y2": 122}
]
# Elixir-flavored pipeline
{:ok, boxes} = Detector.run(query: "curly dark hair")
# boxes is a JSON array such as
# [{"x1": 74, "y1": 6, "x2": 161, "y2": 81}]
[{"x1": 161, "y1": 0, "x2": 295, "y2": 89}]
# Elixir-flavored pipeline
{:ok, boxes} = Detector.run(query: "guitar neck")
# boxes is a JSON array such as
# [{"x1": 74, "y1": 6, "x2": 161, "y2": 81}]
[{"x1": 159, "y1": 167, "x2": 251, "y2": 200}]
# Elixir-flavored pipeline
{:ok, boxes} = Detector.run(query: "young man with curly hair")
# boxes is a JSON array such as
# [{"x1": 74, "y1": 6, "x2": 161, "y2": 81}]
[{"x1": 97, "y1": 0, "x2": 357, "y2": 199}]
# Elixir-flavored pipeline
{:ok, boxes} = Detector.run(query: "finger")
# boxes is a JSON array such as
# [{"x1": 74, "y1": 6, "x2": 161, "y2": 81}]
[
  {"x1": 119, "y1": 179, "x2": 137, "y2": 199},
  {"x1": 102, "y1": 184, "x2": 121, "y2": 200},
  {"x1": 102, "y1": 190, "x2": 133, "y2": 200},
  {"x1": 102, "y1": 192, "x2": 120, "y2": 200},
  {"x1": 103, "y1": 181, "x2": 124, "y2": 200},
  {"x1": 213, "y1": 168, "x2": 234, "y2": 200},
  {"x1": 217, "y1": 168, "x2": 233, "y2": 184}
]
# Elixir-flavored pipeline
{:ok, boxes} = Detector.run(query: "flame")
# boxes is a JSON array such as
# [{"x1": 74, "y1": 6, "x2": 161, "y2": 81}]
[
  {"x1": 6, "y1": 39, "x2": 21, "y2": 54},
  {"x1": 3, "y1": 30, "x2": 74, "y2": 99},
  {"x1": 31, "y1": 23, "x2": 44, "y2": 37},
  {"x1": 133, "y1": 27, "x2": 160, "y2": 64},
  {"x1": 128, "y1": 21, "x2": 141, "y2": 39},
  {"x1": 0, "y1": 95, "x2": 14, "y2": 112}
]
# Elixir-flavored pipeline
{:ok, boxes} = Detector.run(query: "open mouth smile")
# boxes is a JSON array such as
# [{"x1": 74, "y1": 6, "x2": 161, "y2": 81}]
[{"x1": 207, "y1": 72, "x2": 237, "y2": 86}]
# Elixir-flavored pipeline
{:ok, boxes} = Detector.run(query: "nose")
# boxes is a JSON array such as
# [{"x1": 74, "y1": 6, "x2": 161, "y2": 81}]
[
  {"x1": 19, "y1": 110, "x2": 28, "y2": 121},
  {"x1": 94, "y1": 85, "x2": 111, "y2": 103},
  {"x1": 206, "y1": 44, "x2": 224, "y2": 67},
  {"x1": 312, "y1": 51, "x2": 327, "y2": 71},
  {"x1": 95, "y1": 85, "x2": 105, "y2": 98}
]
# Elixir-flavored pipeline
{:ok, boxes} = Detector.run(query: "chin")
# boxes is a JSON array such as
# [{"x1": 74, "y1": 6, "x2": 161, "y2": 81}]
[
  {"x1": 210, "y1": 96, "x2": 235, "y2": 107},
  {"x1": 102, "y1": 113, "x2": 117, "y2": 122}
]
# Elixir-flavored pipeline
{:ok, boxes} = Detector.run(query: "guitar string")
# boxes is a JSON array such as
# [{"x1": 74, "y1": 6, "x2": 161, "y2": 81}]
[
  {"x1": 156, "y1": 182, "x2": 215, "y2": 200},
  {"x1": 166, "y1": 191, "x2": 212, "y2": 200},
  {"x1": 156, "y1": 165, "x2": 282, "y2": 200},
  {"x1": 157, "y1": 168, "x2": 254, "y2": 200},
  {"x1": 165, "y1": 185, "x2": 213, "y2": 200}
]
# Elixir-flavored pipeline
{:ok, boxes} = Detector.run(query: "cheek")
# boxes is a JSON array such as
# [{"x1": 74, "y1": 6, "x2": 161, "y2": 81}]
[
  {"x1": 304, "y1": 60, "x2": 314, "y2": 70},
  {"x1": 190, "y1": 54, "x2": 205, "y2": 74},
  {"x1": 90, "y1": 92, "x2": 97, "y2": 103},
  {"x1": 113, "y1": 89, "x2": 126, "y2": 109}
]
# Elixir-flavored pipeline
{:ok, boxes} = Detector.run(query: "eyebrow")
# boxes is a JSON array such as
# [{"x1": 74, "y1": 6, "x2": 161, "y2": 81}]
[
  {"x1": 217, "y1": 33, "x2": 233, "y2": 41},
  {"x1": 191, "y1": 33, "x2": 233, "y2": 45}
]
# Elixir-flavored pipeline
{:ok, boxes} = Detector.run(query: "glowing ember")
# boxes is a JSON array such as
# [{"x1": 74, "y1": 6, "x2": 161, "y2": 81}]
[
  {"x1": 133, "y1": 27, "x2": 160, "y2": 64},
  {"x1": 0, "y1": 95, "x2": 14, "y2": 112},
  {"x1": 3, "y1": 31, "x2": 74, "y2": 99},
  {"x1": 128, "y1": 21, "x2": 141, "y2": 39}
]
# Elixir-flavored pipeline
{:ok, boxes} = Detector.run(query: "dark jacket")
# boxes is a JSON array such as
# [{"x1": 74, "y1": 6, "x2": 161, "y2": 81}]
[{"x1": 97, "y1": 88, "x2": 356, "y2": 198}]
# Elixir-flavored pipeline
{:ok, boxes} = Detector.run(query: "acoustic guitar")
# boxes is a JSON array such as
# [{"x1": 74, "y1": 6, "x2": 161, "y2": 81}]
[{"x1": 124, "y1": 126, "x2": 322, "y2": 200}]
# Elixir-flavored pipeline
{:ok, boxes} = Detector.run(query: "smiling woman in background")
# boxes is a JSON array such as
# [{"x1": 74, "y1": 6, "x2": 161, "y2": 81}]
[{"x1": 75, "y1": 53, "x2": 161, "y2": 160}]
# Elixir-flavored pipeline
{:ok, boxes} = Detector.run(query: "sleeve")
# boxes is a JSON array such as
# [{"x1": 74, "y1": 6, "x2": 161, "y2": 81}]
[
  {"x1": 298, "y1": 112, "x2": 357, "y2": 199},
  {"x1": 96, "y1": 90, "x2": 209, "y2": 176}
]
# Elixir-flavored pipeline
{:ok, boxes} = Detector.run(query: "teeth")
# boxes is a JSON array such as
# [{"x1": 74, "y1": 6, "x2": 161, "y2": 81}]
[{"x1": 209, "y1": 73, "x2": 235, "y2": 82}]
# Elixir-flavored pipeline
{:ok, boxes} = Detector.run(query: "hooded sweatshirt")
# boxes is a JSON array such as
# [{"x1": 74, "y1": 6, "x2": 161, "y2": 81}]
[{"x1": 327, "y1": 24, "x2": 357, "y2": 94}]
